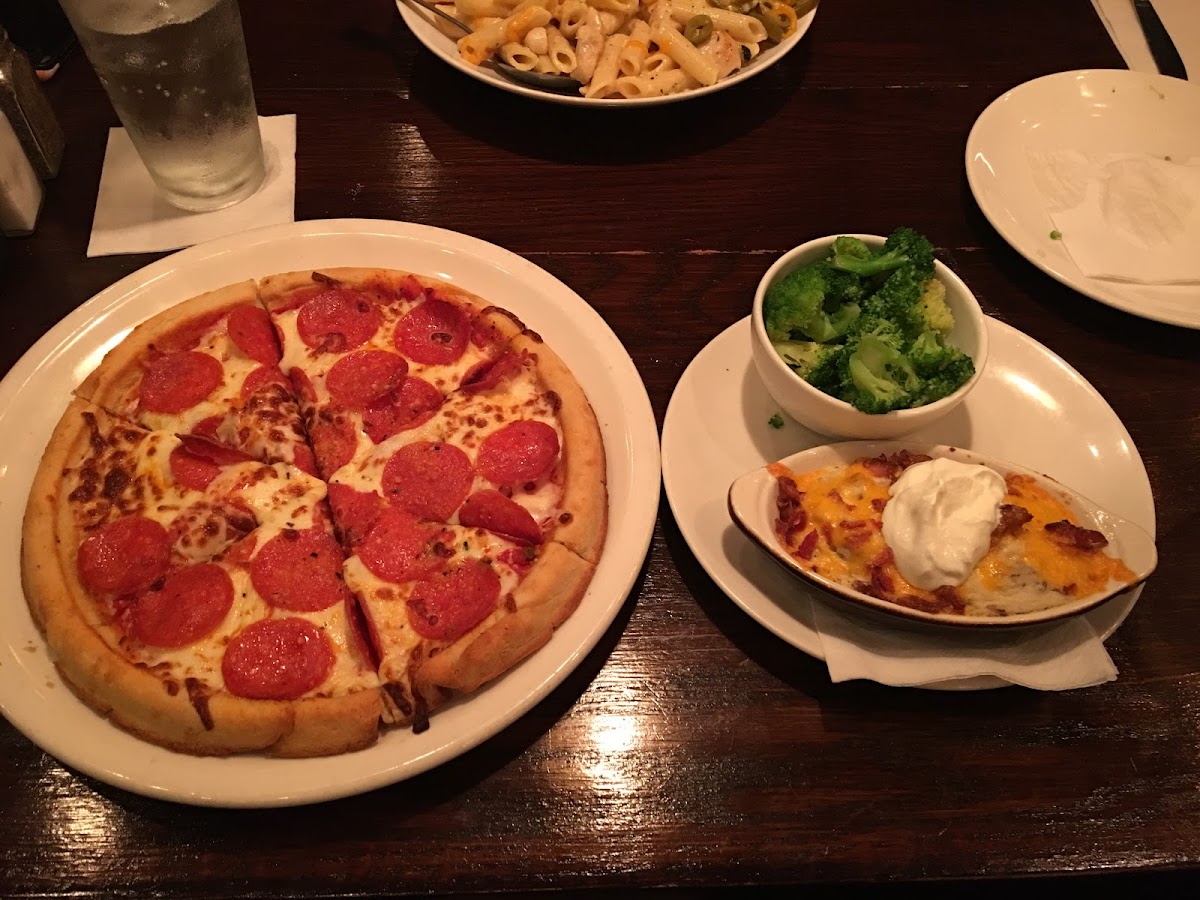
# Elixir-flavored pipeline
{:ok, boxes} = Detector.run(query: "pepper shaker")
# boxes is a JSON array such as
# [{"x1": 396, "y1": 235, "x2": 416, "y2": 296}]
[{"x1": 0, "y1": 26, "x2": 64, "y2": 178}]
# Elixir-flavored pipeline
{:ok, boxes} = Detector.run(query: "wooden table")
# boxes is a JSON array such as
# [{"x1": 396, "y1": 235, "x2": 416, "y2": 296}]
[{"x1": 4, "y1": 0, "x2": 1200, "y2": 895}]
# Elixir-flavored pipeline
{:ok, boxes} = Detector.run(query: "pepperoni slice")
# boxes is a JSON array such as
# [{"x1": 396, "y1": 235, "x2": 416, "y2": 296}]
[
  {"x1": 309, "y1": 416, "x2": 358, "y2": 477},
  {"x1": 362, "y1": 377, "x2": 443, "y2": 444},
  {"x1": 357, "y1": 507, "x2": 443, "y2": 583},
  {"x1": 327, "y1": 483, "x2": 383, "y2": 548},
  {"x1": 460, "y1": 351, "x2": 523, "y2": 394},
  {"x1": 296, "y1": 289, "x2": 381, "y2": 353},
  {"x1": 240, "y1": 364, "x2": 289, "y2": 400},
  {"x1": 77, "y1": 516, "x2": 171, "y2": 595},
  {"x1": 398, "y1": 275, "x2": 425, "y2": 301},
  {"x1": 406, "y1": 560, "x2": 501, "y2": 641},
  {"x1": 130, "y1": 564, "x2": 234, "y2": 648},
  {"x1": 176, "y1": 433, "x2": 256, "y2": 466},
  {"x1": 191, "y1": 415, "x2": 224, "y2": 439},
  {"x1": 250, "y1": 527, "x2": 350, "y2": 612},
  {"x1": 458, "y1": 490, "x2": 543, "y2": 545},
  {"x1": 394, "y1": 298, "x2": 469, "y2": 365},
  {"x1": 222, "y1": 617, "x2": 334, "y2": 700},
  {"x1": 292, "y1": 444, "x2": 318, "y2": 477},
  {"x1": 169, "y1": 445, "x2": 221, "y2": 490},
  {"x1": 138, "y1": 351, "x2": 223, "y2": 414},
  {"x1": 227, "y1": 306, "x2": 282, "y2": 366},
  {"x1": 325, "y1": 350, "x2": 408, "y2": 409},
  {"x1": 288, "y1": 367, "x2": 317, "y2": 404},
  {"x1": 476, "y1": 420, "x2": 560, "y2": 486},
  {"x1": 381, "y1": 441, "x2": 473, "y2": 521}
]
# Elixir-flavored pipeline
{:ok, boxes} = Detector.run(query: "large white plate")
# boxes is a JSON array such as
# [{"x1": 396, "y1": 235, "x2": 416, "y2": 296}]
[
  {"x1": 0, "y1": 219, "x2": 660, "y2": 807},
  {"x1": 661, "y1": 316, "x2": 1155, "y2": 690},
  {"x1": 966, "y1": 69, "x2": 1200, "y2": 330},
  {"x1": 397, "y1": 0, "x2": 817, "y2": 107}
]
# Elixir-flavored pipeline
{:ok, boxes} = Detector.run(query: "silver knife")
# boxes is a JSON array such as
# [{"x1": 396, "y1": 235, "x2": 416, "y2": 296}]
[{"x1": 1132, "y1": 0, "x2": 1188, "y2": 79}]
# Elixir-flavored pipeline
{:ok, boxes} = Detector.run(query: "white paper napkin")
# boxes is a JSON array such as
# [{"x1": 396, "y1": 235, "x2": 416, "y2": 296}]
[
  {"x1": 1026, "y1": 149, "x2": 1200, "y2": 284},
  {"x1": 1093, "y1": 0, "x2": 1200, "y2": 76},
  {"x1": 87, "y1": 114, "x2": 296, "y2": 258},
  {"x1": 811, "y1": 600, "x2": 1118, "y2": 691}
]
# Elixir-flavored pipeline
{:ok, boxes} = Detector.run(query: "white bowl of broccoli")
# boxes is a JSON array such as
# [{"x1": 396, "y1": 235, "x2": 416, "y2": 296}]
[{"x1": 752, "y1": 230, "x2": 988, "y2": 439}]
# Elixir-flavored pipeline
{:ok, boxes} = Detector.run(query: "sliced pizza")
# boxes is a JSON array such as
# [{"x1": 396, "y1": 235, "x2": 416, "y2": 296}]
[
  {"x1": 259, "y1": 268, "x2": 523, "y2": 479},
  {"x1": 21, "y1": 399, "x2": 381, "y2": 757},
  {"x1": 75, "y1": 281, "x2": 317, "y2": 476}
]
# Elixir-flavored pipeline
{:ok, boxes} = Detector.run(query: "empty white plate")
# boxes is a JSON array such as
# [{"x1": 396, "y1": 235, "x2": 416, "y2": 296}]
[{"x1": 966, "y1": 69, "x2": 1200, "y2": 329}]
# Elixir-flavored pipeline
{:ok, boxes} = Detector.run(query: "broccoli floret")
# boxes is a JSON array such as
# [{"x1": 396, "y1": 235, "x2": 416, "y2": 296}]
[
  {"x1": 764, "y1": 262, "x2": 862, "y2": 342},
  {"x1": 859, "y1": 265, "x2": 925, "y2": 323},
  {"x1": 908, "y1": 329, "x2": 957, "y2": 377},
  {"x1": 837, "y1": 322, "x2": 921, "y2": 414},
  {"x1": 819, "y1": 263, "x2": 865, "y2": 308},
  {"x1": 914, "y1": 348, "x2": 975, "y2": 404},
  {"x1": 764, "y1": 264, "x2": 826, "y2": 343},
  {"x1": 830, "y1": 246, "x2": 909, "y2": 278},
  {"x1": 911, "y1": 278, "x2": 954, "y2": 336},
  {"x1": 882, "y1": 226, "x2": 935, "y2": 282},
  {"x1": 772, "y1": 340, "x2": 840, "y2": 379},
  {"x1": 831, "y1": 235, "x2": 871, "y2": 262}
]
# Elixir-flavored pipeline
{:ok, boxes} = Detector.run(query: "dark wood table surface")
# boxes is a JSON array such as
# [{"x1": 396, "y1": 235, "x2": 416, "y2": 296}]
[{"x1": 4, "y1": 0, "x2": 1200, "y2": 896}]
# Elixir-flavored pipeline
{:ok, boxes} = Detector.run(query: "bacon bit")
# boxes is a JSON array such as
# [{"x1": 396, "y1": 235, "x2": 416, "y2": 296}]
[
  {"x1": 870, "y1": 498, "x2": 887, "y2": 513},
  {"x1": 861, "y1": 451, "x2": 933, "y2": 482},
  {"x1": 933, "y1": 585, "x2": 966, "y2": 614},
  {"x1": 841, "y1": 519, "x2": 867, "y2": 529},
  {"x1": 775, "y1": 476, "x2": 807, "y2": 533},
  {"x1": 870, "y1": 547, "x2": 894, "y2": 568},
  {"x1": 1044, "y1": 520, "x2": 1108, "y2": 551},
  {"x1": 844, "y1": 530, "x2": 872, "y2": 548},
  {"x1": 870, "y1": 565, "x2": 894, "y2": 597},
  {"x1": 992, "y1": 504, "x2": 1033, "y2": 541},
  {"x1": 794, "y1": 529, "x2": 819, "y2": 560},
  {"x1": 827, "y1": 490, "x2": 853, "y2": 510}
]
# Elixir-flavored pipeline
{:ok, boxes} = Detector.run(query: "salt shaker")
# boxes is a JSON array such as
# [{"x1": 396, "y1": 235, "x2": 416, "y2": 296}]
[
  {"x1": 0, "y1": 26, "x2": 64, "y2": 178},
  {"x1": 0, "y1": 107, "x2": 43, "y2": 235}
]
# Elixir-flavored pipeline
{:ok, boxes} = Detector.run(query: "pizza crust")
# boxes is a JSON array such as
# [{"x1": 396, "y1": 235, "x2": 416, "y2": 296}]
[
  {"x1": 510, "y1": 332, "x2": 608, "y2": 565},
  {"x1": 416, "y1": 541, "x2": 595, "y2": 694}
]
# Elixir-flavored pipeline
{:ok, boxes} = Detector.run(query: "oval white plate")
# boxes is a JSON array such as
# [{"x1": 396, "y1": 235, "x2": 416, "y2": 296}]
[
  {"x1": 396, "y1": 0, "x2": 817, "y2": 108},
  {"x1": 966, "y1": 69, "x2": 1200, "y2": 329},
  {"x1": 0, "y1": 219, "x2": 660, "y2": 807},
  {"x1": 729, "y1": 441, "x2": 1157, "y2": 628},
  {"x1": 662, "y1": 316, "x2": 1155, "y2": 690}
]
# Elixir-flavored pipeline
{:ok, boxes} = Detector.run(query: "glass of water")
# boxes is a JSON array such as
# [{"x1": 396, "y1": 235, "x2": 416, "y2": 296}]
[{"x1": 59, "y1": 0, "x2": 266, "y2": 211}]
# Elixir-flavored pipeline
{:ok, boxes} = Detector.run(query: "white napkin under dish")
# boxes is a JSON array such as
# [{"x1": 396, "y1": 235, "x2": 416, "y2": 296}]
[
  {"x1": 1093, "y1": 0, "x2": 1200, "y2": 77},
  {"x1": 87, "y1": 114, "x2": 296, "y2": 258},
  {"x1": 1027, "y1": 149, "x2": 1200, "y2": 284},
  {"x1": 812, "y1": 599, "x2": 1118, "y2": 691}
]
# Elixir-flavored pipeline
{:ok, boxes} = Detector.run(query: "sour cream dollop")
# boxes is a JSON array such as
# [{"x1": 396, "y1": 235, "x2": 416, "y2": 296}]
[{"x1": 880, "y1": 457, "x2": 1006, "y2": 591}]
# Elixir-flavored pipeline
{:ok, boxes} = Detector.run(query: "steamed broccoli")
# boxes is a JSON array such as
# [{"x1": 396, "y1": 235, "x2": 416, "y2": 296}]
[
  {"x1": 764, "y1": 263, "x2": 861, "y2": 343},
  {"x1": 762, "y1": 227, "x2": 973, "y2": 415},
  {"x1": 772, "y1": 341, "x2": 839, "y2": 378},
  {"x1": 910, "y1": 278, "x2": 954, "y2": 336}
]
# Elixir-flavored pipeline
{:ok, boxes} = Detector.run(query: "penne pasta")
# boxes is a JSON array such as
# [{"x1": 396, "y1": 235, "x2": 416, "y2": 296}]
[
  {"x1": 445, "y1": 0, "x2": 797, "y2": 100},
  {"x1": 500, "y1": 41, "x2": 540, "y2": 69},
  {"x1": 583, "y1": 32, "x2": 628, "y2": 97},
  {"x1": 650, "y1": 25, "x2": 719, "y2": 86}
]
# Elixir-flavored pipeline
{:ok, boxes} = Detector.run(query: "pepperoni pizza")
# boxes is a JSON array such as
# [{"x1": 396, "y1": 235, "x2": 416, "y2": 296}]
[{"x1": 21, "y1": 269, "x2": 607, "y2": 756}]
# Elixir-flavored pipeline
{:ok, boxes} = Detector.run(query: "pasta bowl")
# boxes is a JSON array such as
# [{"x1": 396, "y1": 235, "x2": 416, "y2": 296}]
[
  {"x1": 751, "y1": 234, "x2": 988, "y2": 439},
  {"x1": 397, "y1": 0, "x2": 819, "y2": 107},
  {"x1": 727, "y1": 441, "x2": 1158, "y2": 630}
]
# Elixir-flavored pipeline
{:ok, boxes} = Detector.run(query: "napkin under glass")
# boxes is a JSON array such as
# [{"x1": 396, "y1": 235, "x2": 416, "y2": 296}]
[{"x1": 87, "y1": 114, "x2": 296, "y2": 258}]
